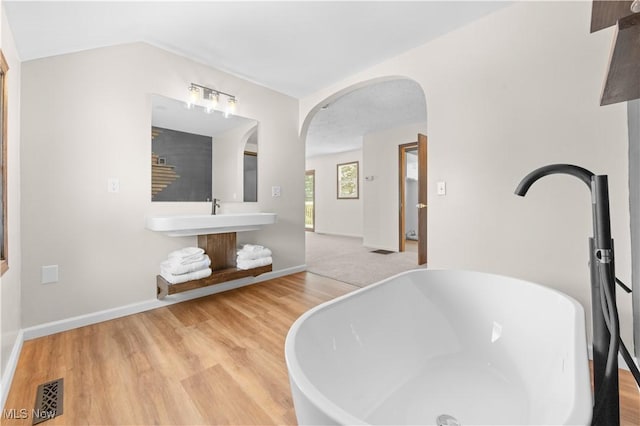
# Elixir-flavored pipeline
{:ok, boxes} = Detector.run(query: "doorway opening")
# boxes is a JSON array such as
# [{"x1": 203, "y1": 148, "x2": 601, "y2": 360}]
[
  {"x1": 301, "y1": 77, "x2": 428, "y2": 284},
  {"x1": 399, "y1": 144, "x2": 418, "y2": 252},
  {"x1": 242, "y1": 125, "x2": 258, "y2": 202},
  {"x1": 243, "y1": 151, "x2": 257, "y2": 202},
  {"x1": 398, "y1": 134, "x2": 427, "y2": 265}
]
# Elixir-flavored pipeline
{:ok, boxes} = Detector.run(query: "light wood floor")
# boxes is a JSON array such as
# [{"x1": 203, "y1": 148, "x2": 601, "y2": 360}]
[
  {"x1": 618, "y1": 366, "x2": 640, "y2": 425},
  {"x1": 4, "y1": 272, "x2": 640, "y2": 425}
]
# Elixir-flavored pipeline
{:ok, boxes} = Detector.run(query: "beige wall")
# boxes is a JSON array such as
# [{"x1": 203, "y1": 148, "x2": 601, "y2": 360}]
[
  {"x1": 306, "y1": 149, "x2": 363, "y2": 237},
  {"x1": 300, "y1": 2, "x2": 633, "y2": 346},
  {"x1": 0, "y1": 2, "x2": 21, "y2": 390},
  {"x1": 20, "y1": 43, "x2": 303, "y2": 327},
  {"x1": 362, "y1": 123, "x2": 428, "y2": 251}
]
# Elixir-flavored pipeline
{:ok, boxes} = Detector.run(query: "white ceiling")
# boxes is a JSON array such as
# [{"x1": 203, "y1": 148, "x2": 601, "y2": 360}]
[
  {"x1": 4, "y1": 1, "x2": 509, "y2": 98},
  {"x1": 5, "y1": 1, "x2": 508, "y2": 158},
  {"x1": 305, "y1": 78, "x2": 427, "y2": 157}
]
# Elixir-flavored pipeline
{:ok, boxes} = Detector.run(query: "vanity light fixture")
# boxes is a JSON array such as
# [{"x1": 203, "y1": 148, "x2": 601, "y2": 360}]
[
  {"x1": 187, "y1": 83, "x2": 237, "y2": 116},
  {"x1": 187, "y1": 85, "x2": 199, "y2": 109},
  {"x1": 208, "y1": 92, "x2": 219, "y2": 113},
  {"x1": 225, "y1": 97, "x2": 237, "y2": 118}
]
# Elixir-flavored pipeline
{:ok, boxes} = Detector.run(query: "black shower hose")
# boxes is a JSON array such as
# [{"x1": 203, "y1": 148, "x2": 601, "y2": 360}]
[
  {"x1": 590, "y1": 266, "x2": 640, "y2": 425},
  {"x1": 591, "y1": 263, "x2": 620, "y2": 426}
]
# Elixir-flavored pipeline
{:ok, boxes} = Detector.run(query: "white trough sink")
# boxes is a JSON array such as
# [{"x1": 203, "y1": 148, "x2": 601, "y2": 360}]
[{"x1": 146, "y1": 212, "x2": 277, "y2": 236}]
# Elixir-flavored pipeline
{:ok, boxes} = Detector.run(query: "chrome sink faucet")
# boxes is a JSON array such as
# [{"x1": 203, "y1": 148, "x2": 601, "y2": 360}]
[{"x1": 212, "y1": 198, "x2": 221, "y2": 215}]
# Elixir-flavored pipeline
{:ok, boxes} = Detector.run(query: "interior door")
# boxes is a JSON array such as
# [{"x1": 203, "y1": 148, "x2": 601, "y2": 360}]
[{"x1": 417, "y1": 133, "x2": 427, "y2": 265}]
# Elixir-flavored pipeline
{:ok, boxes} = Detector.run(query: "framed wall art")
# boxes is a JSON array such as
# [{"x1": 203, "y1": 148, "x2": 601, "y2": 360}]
[{"x1": 337, "y1": 161, "x2": 359, "y2": 199}]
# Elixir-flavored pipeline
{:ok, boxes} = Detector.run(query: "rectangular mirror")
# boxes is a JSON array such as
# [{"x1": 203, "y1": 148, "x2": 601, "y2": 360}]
[{"x1": 151, "y1": 94, "x2": 259, "y2": 202}]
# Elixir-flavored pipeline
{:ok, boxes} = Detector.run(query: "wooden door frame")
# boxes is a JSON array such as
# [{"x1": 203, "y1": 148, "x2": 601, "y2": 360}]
[
  {"x1": 417, "y1": 133, "x2": 427, "y2": 265},
  {"x1": 398, "y1": 135, "x2": 427, "y2": 265}
]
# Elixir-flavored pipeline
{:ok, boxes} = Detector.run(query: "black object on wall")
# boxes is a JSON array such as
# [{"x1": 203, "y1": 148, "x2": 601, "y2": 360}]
[{"x1": 152, "y1": 127, "x2": 212, "y2": 202}]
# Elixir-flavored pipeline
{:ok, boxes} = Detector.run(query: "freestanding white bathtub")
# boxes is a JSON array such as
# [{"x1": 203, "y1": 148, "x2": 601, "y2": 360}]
[{"x1": 285, "y1": 269, "x2": 592, "y2": 425}]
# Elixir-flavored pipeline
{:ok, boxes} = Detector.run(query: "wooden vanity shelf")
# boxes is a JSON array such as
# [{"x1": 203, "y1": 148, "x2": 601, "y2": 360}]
[
  {"x1": 156, "y1": 231, "x2": 272, "y2": 299},
  {"x1": 157, "y1": 264, "x2": 272, "y2": 299}
]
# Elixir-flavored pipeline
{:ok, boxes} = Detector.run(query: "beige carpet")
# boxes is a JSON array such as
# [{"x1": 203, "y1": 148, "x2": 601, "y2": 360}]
[{"x1": 305, "y1": 232, "x2": 426, "y2": 287}]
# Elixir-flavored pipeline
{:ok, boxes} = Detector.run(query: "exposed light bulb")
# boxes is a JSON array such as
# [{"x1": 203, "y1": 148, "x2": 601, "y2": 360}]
[
  {"x1": 207, "y1": 92, "x2": 219, "y2": 113},
  {"x1": 188, "y1": 83, "x2": 238, "y2": 115},
  {"x1": 187, "y1": 85, "x2": 199, "y2": 108},
  {"x1": 225, "y1": 97, "x2": 237, "y2": 118}
]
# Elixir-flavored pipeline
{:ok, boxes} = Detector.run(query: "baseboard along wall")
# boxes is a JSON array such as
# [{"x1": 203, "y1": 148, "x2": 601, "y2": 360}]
[
  {"x1": 0, "y1": 330, "x2": 24, "y2": 411},
  {"x1": 0, "y1": 265, "x2": 306, "y2": 410}
]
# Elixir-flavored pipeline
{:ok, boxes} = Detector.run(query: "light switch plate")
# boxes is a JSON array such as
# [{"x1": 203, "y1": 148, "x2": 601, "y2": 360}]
[
  {"x1": 437, "y1": 181, "x2": 446, "y2": 196},
  {"x1": 272, "y1": 186, "x2": 281, "y2": 197},
  {"x1": 42, "y1": 265, "x2": 59, "y2": 284}
]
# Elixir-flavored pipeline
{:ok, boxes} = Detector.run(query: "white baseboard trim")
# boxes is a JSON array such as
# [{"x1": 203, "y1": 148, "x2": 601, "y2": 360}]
[
  {"x1": 1, "y1": 329, "x2": 24, "y2": 410},
  {"x1": 23, "y1": 265, "x2": 306, "y2": 341},
  {"x1": 314, "y1": 231, "x2": 363, "y2": 239},
  {"x1": 313, "y1": 233, "x2": 398, "y2": 252}
]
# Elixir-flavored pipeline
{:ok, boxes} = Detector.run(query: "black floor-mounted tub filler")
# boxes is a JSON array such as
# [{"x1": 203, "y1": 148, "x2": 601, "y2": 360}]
[{"x1": 515, "y1": 164, "x2": 640, "y2": 426}]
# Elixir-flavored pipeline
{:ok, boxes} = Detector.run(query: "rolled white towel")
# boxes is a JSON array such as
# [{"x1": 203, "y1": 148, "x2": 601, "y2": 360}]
[
  {"x1": 240, "y1": 244, "x2": 263, "y2": 252},
  {"x1": 168, "y1": 247, "x2": 204, "y2": 259},
  {"x1": 237, "y1": 248, "x2": 272, "y2": 260},
  {"x1": 168, "y1": 253, "x2": 207, "y2": 266},
  {"x1": 161, "y1": 256, "x2": 211, "y2": 275},
  {"x1": 237, "y1": 256, "x2": 272, "y2": 270},
  {"x1": 160, "y1": 268, "x2": 212, "y2": 285}
]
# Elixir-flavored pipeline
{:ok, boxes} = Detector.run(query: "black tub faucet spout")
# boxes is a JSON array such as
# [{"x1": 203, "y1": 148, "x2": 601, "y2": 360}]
[
  {"x1": 515, "y1": 163, "x2": 621, "y2": 426},
  {"x1": 514, "y1": 164, "x2": 594, "y2": 196}
]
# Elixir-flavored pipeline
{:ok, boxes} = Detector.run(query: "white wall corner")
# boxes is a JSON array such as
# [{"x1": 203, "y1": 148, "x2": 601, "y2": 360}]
[{"x1": 0, "y1": 329, "x2": 24, "y2": 410}]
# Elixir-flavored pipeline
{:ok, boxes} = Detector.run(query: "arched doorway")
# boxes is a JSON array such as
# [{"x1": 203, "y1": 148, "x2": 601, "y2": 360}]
[{"x1": 301, "y1": 77, "x2": 428, "y2": 285}]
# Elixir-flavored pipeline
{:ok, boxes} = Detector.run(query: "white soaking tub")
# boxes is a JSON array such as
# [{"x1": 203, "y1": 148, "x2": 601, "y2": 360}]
[{"x1": 285, "y1": 269, "x2": 592, "y2": 425}]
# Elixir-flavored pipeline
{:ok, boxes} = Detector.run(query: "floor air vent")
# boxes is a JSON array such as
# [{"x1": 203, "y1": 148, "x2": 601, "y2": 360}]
[
  {"x1": 33, "y1": 378, "x2": 63, "y2": 425},
  {"x1": 370, "y1": 249, "x2": 394, "y2": 255}
]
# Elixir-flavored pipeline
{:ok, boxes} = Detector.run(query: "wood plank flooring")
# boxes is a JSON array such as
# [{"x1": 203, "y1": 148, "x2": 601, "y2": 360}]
[
  {"x1": 3, "y1": 272, "x2": 640, "y2": 425},
  {"x1": 618, "y1": 366, "x2": 640, "y2": 425},
  {"x1": 4, "y1": 273, "x2": 353, "y2": 425}
]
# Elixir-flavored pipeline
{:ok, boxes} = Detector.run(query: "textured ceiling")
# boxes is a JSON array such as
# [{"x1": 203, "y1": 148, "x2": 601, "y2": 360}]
[
  {"x1": 305, "y1": 79, "x2": 427, "y2": 158},
  {"x1": 4, "y1": 1, "x2": 509, "y2": 98}
]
